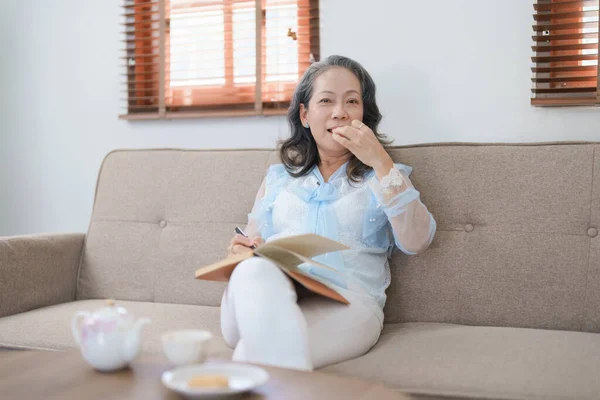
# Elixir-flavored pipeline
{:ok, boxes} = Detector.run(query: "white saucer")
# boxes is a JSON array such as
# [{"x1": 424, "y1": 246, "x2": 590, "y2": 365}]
[{"x1": 161, "y1": 362, "x2": 269, "y2": 399}]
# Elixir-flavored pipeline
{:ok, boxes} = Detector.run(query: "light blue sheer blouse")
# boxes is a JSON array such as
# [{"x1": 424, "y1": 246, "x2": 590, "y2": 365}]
[{"x1": 247, "y1": 162, "x2": 436, "y2": 326}]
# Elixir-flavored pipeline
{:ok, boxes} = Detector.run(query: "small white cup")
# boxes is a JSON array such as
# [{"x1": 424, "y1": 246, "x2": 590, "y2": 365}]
[{"x1": 161, "y1": 329, "x2": 213, "y2": 366}]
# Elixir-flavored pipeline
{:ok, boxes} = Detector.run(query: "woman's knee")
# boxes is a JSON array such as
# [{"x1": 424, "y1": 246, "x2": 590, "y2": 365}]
[
  {"x1": 228, "y1": 257, "x2": 295, "y2": 300},
  {"x1": 230, "y1": 257, "x2": 285, "y2": 283}
]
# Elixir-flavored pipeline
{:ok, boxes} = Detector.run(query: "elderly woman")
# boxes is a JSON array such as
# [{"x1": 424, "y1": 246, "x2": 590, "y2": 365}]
[{"x1": 221, "y1": 55, "x2": 436, "y2": 371}]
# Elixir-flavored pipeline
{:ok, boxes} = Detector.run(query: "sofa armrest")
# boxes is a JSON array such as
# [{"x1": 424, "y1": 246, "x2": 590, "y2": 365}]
[{"x1": 0, "y1": 233, "x2": 85, "y2": 318}]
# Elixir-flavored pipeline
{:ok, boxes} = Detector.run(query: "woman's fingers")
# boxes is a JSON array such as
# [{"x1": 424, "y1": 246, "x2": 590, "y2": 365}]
[
  {"x1": 231, "y1": 234, "x2": 253, "y2": 247},
  {"x1": 232, "y1": 244, "x2": 253, "y2": 254},
  {"x1": 332, "y1": 132, "x2": 353, "y2": 149},
  {"x1": 228, "y1": 234, "x2": 265, "y2": 255},
  {"x1": 332, "y1": 125, "x2": 359, "y2": 140},
  {"x1": 351, "y1": 119, "x2": 366, "y2": 130}
]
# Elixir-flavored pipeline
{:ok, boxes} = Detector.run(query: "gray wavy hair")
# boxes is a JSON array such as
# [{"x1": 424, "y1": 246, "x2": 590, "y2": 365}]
[{"x1": 279, "y1": 55, "x2": 390, "y2": 182}]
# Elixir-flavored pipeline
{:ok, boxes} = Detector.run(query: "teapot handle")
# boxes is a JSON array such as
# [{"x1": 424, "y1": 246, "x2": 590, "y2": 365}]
[{"x1": 71, "y1": 311, "x2": 91, "y2": 346}]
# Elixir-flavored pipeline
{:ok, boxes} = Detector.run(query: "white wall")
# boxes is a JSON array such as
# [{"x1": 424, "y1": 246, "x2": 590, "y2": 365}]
[{"x1": 1, "y1": 0, "x2": 599, "y2": 236}]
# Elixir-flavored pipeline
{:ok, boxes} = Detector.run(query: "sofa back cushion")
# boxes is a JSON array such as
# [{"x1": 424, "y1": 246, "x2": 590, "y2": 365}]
[
  {"x1": 77, "y1": 143, "x2": 600, "y2": 333},
  {"x1": 77, "y1": 149, "x2": 273, "y2": 307},
  {"x1": 384, "y1": 144, "x2": 600, "y2": 334}
]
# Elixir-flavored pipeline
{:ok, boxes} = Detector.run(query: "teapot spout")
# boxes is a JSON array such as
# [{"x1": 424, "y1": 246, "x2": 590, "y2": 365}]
[{"x1": 123, "y1": 317, "x2": 151, "y2": 363}]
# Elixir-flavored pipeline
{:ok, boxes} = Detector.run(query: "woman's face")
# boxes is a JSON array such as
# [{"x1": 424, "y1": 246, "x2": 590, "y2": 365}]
[{"x1": 300, "y1": 67, "x2": 364, "y2": 157}]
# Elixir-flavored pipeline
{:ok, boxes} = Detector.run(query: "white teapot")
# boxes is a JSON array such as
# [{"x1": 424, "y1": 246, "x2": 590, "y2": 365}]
[{"x1": 71, "y1": 299, "x2": 150, "y2": 372}]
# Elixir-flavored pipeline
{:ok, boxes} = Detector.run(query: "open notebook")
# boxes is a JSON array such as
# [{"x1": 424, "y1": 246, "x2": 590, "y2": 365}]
[{"x1": 195, "y1": 234, "x2": 350, "y2": 304}]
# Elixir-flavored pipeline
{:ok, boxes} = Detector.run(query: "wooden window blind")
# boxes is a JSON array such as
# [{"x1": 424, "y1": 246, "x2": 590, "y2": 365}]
[
  {"x1": 120, "y1": 0, "x2": 320, "y2": 120},
  {"x1": 531, "y1": 0, "x2": 599, "y2": 106}
]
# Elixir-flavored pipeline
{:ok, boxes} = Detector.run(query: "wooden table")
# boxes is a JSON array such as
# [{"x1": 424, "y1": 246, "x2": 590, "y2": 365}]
[{"x1": 0, "y1": 350, "x2": 413, "y2": 399}]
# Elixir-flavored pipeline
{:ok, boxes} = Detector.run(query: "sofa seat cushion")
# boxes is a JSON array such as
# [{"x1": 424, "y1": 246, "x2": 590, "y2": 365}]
[
  {"x1": 0, "y1": 300, "x2": 233, "y2": 359},
  {"x1": 323, "y1": 322, "x2": 600, "y2": 399}
]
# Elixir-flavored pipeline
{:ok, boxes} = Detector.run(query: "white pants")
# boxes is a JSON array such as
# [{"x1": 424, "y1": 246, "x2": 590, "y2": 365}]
[{"x1": 220, "y1": 257, "x2": 381, "y2": 371}]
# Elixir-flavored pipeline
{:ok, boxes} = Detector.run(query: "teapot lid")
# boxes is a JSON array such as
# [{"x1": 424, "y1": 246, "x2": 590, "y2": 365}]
[{"x1": 93, "y1": 299, "x2": 132, "y2": 322}]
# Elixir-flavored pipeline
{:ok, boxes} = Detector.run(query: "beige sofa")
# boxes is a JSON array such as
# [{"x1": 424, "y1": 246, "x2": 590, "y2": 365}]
[{"x1": 2, "y1": 143, "x2": 600, "y2": 399}]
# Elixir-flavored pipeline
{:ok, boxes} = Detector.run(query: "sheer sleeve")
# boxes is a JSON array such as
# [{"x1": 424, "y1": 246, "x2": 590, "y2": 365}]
[
  {"x1": 368, "y1": 164, "x2": 436, "y2": 255},
  {"x1": 243, "y1": 164, "x2": 288, "y2": 241},
  {"x1": 244, "y1": 176, "x2": 267, "y2": 239}
]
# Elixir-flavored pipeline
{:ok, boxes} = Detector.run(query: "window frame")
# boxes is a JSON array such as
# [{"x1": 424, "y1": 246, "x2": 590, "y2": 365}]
[{"x1": 120, "y1": 0, "x2": 319, "y2": 120}]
